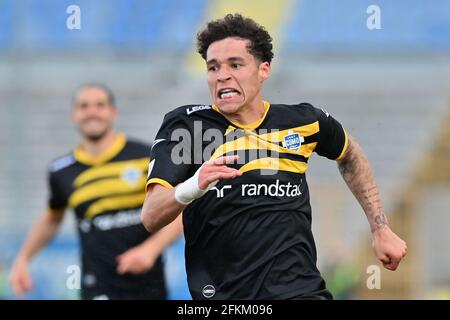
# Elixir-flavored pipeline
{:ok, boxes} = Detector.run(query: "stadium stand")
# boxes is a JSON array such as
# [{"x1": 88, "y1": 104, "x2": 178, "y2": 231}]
[{"x1": 0, "y1": 0, "x2": 449, "y2": 299}]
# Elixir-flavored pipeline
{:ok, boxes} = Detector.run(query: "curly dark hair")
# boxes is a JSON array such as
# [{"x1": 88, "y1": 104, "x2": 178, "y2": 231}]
[{"x1": 196, "y1": 13, "x2": 274, "y2": 64}]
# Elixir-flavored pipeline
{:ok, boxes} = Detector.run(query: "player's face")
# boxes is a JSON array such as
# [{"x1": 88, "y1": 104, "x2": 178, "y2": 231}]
[
  {"x1": 71, "y1": 87, "x2": 117, "y2": 141},
  {"x1": 206, "y1": 37, "x2": 270, "y2": 115}
]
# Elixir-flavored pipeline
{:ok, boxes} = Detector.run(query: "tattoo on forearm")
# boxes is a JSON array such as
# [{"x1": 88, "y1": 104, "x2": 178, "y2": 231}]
[
  {"x1": 374, "y1": 214, "x2": 388, "y2": 228},
  {"x1": 337, "y1": 136, "x2": 388, "y2": 232}
]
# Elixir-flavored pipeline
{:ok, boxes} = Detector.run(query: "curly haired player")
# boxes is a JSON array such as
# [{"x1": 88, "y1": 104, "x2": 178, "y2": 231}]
[{"x1": 141, "y1": 14, "x2": 406, "y2": 300}]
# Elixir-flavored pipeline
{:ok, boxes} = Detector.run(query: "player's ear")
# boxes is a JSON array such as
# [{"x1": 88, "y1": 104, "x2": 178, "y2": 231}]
[{"x1": 259, "y1": 61, "x2": 270, "y2": 82}]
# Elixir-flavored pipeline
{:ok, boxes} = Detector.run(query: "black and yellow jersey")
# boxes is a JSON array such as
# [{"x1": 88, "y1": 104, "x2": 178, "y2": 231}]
[
  {"x1": 48, "y1": 133, "x2": 166, "y2": 299},
  {"x1": 147, "y1": 102, "x2": 347, "y2": 300}
]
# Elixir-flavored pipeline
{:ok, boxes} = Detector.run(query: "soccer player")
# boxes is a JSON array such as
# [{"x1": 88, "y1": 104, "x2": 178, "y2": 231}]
[
  {"x1": 141, "y1": 14, "x2": 407, "y2": 300},
  {"x1": 10, "y1": 84, "x2": 182, "y2": 300}
]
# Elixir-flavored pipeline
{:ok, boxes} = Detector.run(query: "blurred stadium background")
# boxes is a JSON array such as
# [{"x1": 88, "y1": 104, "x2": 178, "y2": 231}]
[{"x1": 0, "y1": 0, "x2": 449, "y2": 299}]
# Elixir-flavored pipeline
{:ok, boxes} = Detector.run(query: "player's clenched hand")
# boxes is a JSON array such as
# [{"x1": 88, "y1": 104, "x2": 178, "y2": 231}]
[
  {"x1": 174, "y1": 155, "x2": 242, "y2": 205},
  {"x1": 198, "y1": 155, "x2": 242, "y2": 190},
  {"x1": 372, "y1": 226, "x2": 407, "y2": 271},
  {"x1": 9, "y1": 259, "x2": 33, "y2": 296},
  {"x1": 116, "y1": 245, "x2": 157, "y2": 275}
]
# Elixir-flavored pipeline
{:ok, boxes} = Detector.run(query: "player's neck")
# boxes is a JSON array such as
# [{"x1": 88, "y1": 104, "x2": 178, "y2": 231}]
[
  {"x1": 80, "y1": 130, "x2": 118, "y2": 157},
  {"x1": 228, "y1": 97, "x2": 266, "y2": 127}
]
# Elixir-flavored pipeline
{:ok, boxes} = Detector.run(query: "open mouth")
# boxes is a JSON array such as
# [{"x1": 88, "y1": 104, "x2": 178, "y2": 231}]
[{"x1": 217, "y1": 88, "x2": 241, "y2": 100}]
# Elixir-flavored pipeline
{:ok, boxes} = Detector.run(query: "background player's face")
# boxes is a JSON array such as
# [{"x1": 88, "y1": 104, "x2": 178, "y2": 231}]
[
  {"x1": 206, "y1": 37, "x2": 270, "y2": 115},
  {"x1": 71, "y1": 87, "x2": 117, "y2": 141}
]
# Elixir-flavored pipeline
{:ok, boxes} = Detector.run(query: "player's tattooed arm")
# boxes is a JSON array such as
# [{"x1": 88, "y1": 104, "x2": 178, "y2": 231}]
[
  {"x1": 336, "y1": 135, "x2": 388, "y2": 232},
  {"x1": 337, "y1": 134, "x2": 407, "y2": 270}
]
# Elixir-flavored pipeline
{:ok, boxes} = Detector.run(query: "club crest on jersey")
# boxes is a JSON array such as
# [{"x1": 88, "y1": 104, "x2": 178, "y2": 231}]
[
  {"x1": 121, "y1": 167, "x2": 142, "y2": 185},
  {"x1": 282, "y1": 130, "x2": 304, "y2": 151}
]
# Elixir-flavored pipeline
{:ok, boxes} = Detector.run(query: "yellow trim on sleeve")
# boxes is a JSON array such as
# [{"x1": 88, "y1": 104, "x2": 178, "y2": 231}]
[
  {"x1": 48, "y1": 207, "x2": 66, "y2": 216},
  {"x1": 336, "y1": 128, "x2": 349, "y2": 161},
  {"x1": 146, "y1": 178, "x2": 174, "y2": 190}
]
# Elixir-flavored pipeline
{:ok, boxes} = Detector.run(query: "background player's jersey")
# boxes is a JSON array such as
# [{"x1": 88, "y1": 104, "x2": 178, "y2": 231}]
[
  {"x1": 48, "y1": 133, "x2": 166, "y2": 299},
  {"x1": 147, "y1": 102, "x2": 348, "y2": 300}
]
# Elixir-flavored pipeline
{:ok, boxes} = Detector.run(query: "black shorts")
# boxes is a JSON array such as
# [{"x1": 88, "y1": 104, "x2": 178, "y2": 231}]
[
  {"x1": 288, "y1": 289, "x2": 333, "y2": 300},
  {"x1": 81, "y1": 283, "x2": 167, "y2": 300}
]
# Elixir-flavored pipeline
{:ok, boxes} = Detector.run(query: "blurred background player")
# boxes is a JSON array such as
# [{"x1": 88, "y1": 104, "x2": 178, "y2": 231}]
[{"x1": 9, "y1": 84, "x2": 183, "y2": 300}]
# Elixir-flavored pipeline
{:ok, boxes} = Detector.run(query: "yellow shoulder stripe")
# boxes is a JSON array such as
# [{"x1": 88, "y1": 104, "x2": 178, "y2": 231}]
[
  {"x1": 85, "y1": 193, "x2": 145, "y2": 218},
  {"x1": 74, "y1": 158, "x2": 149, "y2": 187},
  {"x1": 210, "y1": 122, "x2": 319, "y2": 161},
  {"x1": 258, "y1": 121, "x2": 319, "y2": 142},
  {"x1": 239, "y1": 157, "x2": 308, "y2": 174},
  {"x1": 69, "y1": 176, "x2": 147, "y2": 208}
]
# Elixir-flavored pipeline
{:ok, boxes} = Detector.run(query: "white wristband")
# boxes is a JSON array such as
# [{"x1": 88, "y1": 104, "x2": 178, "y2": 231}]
[
  {"x1": 175, "y1": 165, "x2": 219, "y2": 205},
  {"x1": 174, "y1": 165, "x2": 218, "y2": 205}
]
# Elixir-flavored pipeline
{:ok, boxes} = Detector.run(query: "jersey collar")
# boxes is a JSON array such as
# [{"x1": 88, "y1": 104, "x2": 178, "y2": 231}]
[
  {"x1": 212, "y1": 101, "x2": 271, "y2": 130},
  {"x1": 74, "y1": 133, "x2": 127, "y2": 166}
]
